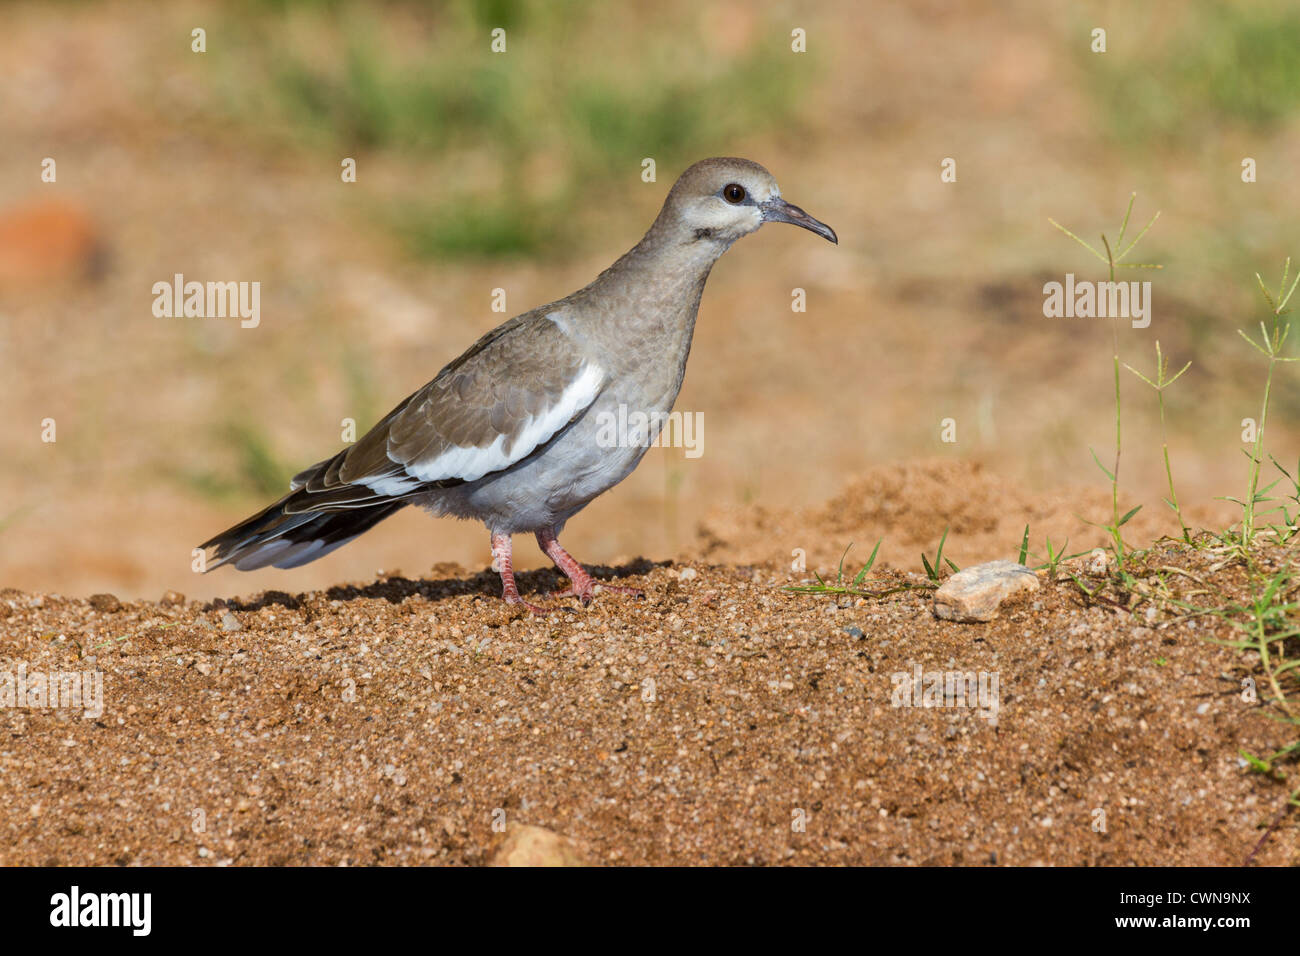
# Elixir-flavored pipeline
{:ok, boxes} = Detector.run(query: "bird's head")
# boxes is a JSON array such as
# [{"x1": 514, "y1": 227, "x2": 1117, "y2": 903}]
[{"x1": 659, "y1": 157, "x2": 837, "y2": 247}]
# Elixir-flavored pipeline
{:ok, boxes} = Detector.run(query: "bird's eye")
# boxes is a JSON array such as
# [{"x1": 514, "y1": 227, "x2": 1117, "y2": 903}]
[{"x1": 722, "y1": 183, "x2": 747, "y2": 204}]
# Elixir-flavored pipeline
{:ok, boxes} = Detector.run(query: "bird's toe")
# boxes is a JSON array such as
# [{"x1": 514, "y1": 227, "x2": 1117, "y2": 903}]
[
  {"x1": 504, "y1": 594, "x2": 552, "y2": 616},
  {"x1": 597, "y1": 583, "x2": 644, "y2": 599},
  {"x1": 551, "y1": 582, "x2": 596, "y2": 605}
]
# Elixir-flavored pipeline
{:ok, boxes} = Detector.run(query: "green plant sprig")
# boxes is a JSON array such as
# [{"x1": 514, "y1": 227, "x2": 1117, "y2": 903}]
[
  {"x1": 1123, "y1": 340, "x2": 1193, "y2": 542},
  {"x1": 783, "y1": 540, "x2": 932, "y2": 600},
  {"x1": 1049, "y1": 193, "x2": 1163, "y2": 566},
  {"x1": 1241, "y1": 260, "x2": 1300, "y2": 550}
]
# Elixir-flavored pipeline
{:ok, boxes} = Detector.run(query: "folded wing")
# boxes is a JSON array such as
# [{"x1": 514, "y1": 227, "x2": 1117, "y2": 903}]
[{"x1": 285, "y1": 311, "x2": 604, "y2": 514}]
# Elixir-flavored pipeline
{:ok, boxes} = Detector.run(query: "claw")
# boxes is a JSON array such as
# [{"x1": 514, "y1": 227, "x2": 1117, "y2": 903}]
[
  {"x1": 553, "y1": 582, "x2": 642, "y2": 603},
  {"x1": 536, "y1": 527, "x2": 644, "y2": 608},
  {"x1": 597, "y1": 583, "x2": 644, "y2": 599},
  {"x1": 504, "y1": 593, "x2": 551, "y2": 615},
  {"x1": 551, "y1": 580, "x2": 596, "y2": 605},
  {"x1": 493, "y1": 529, "x2": 644, "y2": 613}
]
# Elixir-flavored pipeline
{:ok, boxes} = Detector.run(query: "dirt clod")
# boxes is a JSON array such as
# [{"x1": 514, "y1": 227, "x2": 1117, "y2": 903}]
[{"x1": 88, "y1": 593, "x2": 121, "y2": 613}]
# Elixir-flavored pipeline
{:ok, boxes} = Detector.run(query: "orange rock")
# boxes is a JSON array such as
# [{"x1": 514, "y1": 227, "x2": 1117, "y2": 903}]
[{"x1": 0, "y1": 198, "x2": 105, "y2": 286}]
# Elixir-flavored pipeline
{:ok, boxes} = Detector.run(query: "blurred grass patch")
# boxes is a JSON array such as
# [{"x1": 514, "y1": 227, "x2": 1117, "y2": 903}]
[
  {"x1": 175, "y1": 422, "x2": 294, "y2": 502},
  {"x1": 1085, "y1": 0, "x2": 1300, "y2": 145},
  {"x1": 214, "y1": 0, "x2": 808, "y2": 259},
  {"x1": 340, "y1": 344, "x2": 381, "y2": 431},
  {"x1": 390, "y1": 188, "x2": 562, "y2": 260}
]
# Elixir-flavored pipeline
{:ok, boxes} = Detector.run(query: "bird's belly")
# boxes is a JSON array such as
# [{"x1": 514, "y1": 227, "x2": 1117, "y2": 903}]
[{"x1": 428, "y1": 390, "x2": 676, "y2": 533}]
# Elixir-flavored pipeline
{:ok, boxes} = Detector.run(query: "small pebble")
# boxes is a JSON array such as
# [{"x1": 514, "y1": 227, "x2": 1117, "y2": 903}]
[{"x1": 89, "y1": 593, "x2": 121, "y2": 612}]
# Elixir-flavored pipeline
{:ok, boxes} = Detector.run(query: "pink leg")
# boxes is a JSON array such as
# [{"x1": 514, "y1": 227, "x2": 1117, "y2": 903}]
[
  {"x1": 491, "y1": 533, "x2": 548, "y2": 615},
  {"x1": 535, "y1": 527, "x2": 644, "y2": 606}
]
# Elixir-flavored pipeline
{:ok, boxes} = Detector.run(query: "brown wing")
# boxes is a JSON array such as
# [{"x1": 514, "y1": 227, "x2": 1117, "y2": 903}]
[{"x1": 283, "y1": 310, "x2": 604, "y2": 514}]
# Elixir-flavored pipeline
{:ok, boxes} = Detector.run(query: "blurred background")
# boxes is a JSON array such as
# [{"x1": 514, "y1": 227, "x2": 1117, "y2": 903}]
[{"x1": 2, "y1": 0, "x2": 1299, "y2": 599}]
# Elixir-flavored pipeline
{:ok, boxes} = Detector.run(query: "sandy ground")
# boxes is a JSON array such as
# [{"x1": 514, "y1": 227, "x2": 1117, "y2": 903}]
[{"x1": 2, "y1": 466, "x2": 1295, "y2": 866}]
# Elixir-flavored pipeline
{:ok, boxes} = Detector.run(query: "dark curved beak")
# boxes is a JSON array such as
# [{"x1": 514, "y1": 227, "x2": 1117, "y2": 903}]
[{"x1": 761, "y1": 197, "x2": 837, "y2": 244}]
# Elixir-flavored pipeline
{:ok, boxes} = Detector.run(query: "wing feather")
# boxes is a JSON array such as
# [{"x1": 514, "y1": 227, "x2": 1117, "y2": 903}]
[{"x1": 282, "y1": 309, "x2": 602, "y2": 514}]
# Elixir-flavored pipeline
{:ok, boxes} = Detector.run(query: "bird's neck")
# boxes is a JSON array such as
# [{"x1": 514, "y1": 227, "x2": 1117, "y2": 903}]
[
  {"x1": 560, "y1": 219, "x2": 733, "y2": 407},
  {"x1": 585, "y1": 224, "x2": 732, "y2": 337}
]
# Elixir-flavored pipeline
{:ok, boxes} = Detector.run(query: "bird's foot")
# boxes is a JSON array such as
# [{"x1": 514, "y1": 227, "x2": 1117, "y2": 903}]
[
  {"x1": 494, "y1": 531, "x2": 558, "y2": 615},
  {"x1": 536, "y1": 528, "x2": 644, "y2": 607},
  {"x1": 549, "y1": 575, "x2": 595, "y2": 606},
  {"x1": 551, "y1": 578, "x2": 644, "y2": 605},
  {"x1": 504, "y1": 592, "x2": 552, "y2": 616},
  {"x1": 596, "y1": 582, "x2": 645, "y2": 599}
]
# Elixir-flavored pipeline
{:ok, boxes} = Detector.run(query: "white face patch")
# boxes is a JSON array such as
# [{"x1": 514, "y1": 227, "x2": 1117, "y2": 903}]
[
  {"x1": 686, "y1": 198, "x2": 761, "y2": 238},
  {"x1": 674, "y1": 170, "x2": 783, "y2": 240}
]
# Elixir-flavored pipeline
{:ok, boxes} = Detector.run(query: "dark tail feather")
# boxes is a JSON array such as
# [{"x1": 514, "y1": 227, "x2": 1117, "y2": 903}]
[{"x1": 199, "y1": 493, "x2": 407, "y2": 572}]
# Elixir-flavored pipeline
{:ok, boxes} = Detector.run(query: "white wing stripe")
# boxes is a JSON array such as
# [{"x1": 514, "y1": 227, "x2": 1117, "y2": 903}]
[
  {"x1": 405, "y1": 363, "x2": 604, "y2": 483},
  {"x1": 358, "y1": 474, "x2": 423, "y2": 496}
]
